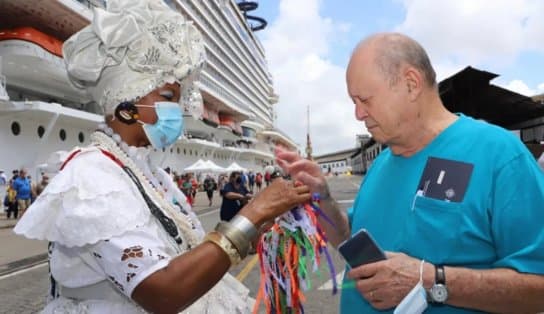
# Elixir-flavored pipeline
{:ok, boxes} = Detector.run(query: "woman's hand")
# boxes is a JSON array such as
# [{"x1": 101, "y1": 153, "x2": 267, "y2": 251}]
[{"x1": 239, "y1": 177, "x2": 310, "y2": 226}]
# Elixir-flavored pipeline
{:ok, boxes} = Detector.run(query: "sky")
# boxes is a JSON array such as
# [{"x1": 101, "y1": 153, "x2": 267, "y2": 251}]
[{"x1": 252, "y1": 0, "x2": 544, "y2": 155}]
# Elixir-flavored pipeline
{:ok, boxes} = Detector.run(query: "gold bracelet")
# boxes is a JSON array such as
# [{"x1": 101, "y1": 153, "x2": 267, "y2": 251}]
[
  {"x1": 204, "y1": 231, "x2": 242, "y2": 266},
  {"x1": 215, "y1": 221, "x2": 251, "y2": 259}
]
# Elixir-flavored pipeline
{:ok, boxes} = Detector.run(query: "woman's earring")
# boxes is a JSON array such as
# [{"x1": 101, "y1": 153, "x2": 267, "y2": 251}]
[{"x1": 115, "y1": 101, "x2": 139, "y2": 125}]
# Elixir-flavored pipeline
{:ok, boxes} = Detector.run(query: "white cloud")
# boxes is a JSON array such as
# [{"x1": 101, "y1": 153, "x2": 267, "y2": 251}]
[
  {"x1": 396, "y1": 0, "x2": 544, "y2": 72},
  {"x1": 262, "y1": 0, "x2": 362, "y2": 155},
  {"x1": 496, "y1": 80, "x2": 544, "y2": 97},
  {"x1": 538, "y1": 83, "x2": 544, "y2": 94},
  {"x1": 501, "y1": 80, "x2": 537, "y2": 97}
]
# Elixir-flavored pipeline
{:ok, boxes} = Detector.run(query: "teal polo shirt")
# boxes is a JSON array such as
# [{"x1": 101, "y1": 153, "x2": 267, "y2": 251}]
[{"x1": 341, "y1": 115, "x2": 544, "y2": 313}]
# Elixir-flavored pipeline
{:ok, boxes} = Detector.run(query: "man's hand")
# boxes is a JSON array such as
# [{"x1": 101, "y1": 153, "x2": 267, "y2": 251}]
[
  {"x1": 239, "y1": 178, "x2": 311, "y2": 226},
  {"x1": 275, "y1": 147, "x2": 330, "y2": 197},
  {"x1": 346, "y1": 252, "x2": 434, "y2": 310}
]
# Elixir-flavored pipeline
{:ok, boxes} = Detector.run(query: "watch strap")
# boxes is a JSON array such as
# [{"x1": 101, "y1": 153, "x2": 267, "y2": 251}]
[{"x1": 435, "y1": 265, "x2": 446, "y2": 285}]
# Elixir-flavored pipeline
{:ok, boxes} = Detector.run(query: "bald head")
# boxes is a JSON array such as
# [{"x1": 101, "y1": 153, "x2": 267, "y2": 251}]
[{"x1": 350, "y1": 33, "x2": 436, "y2": 88}]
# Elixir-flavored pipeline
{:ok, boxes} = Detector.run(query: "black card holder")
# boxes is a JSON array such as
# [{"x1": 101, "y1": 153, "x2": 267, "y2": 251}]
[{"x1": 416, "y1": 157, "x2": 474, "y2": 203}]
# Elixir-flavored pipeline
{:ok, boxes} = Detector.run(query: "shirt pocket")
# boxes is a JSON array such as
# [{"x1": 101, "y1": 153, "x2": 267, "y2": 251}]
[{"x1": 401, "y1": 196, "x2": 463, "y2": 262}]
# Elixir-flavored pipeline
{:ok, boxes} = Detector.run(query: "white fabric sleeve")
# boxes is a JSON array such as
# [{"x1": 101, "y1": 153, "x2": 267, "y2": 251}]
[
  {"x1": 14, "y1": 147, "x2": 151, "y2": 247},
  {"x1": 87, "y1": 224, "x2": 174, "y2": 298}
]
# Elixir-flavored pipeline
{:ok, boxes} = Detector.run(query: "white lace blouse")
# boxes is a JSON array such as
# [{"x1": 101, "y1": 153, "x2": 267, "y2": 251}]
[{"x1": 14, "y1": 147, "x2": 253, "y2": 313}]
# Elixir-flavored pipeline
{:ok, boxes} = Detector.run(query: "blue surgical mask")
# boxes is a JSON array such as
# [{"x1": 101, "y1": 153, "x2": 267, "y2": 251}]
[{"x1": 137, "y1": 102, "x2": 183, "y2": 149}]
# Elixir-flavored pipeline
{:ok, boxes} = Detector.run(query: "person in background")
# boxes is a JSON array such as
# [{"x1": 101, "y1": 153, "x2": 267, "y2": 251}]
[
  {"x1": 218, "y1": 174, "x2": 228, "y2": 196},
  {"x1": 241, "y1": 171, "x2": 249, "y2": 190},
  {"x1": 11, "y1": 169, "x2": 18, "y2": 182},
  {"x1": 255, "y1": 172, "x2": 263, "y2": 192},
  {"x1": 276, "y1": 32, "x2": 544, "y2": 313},
  {"x1": 4, "y1": 179, "x2": 18, "y2": 219},
  {"x1": 182, "y1": 174, "x2": 194, "y2": 206},
  {"x1": 203, "y1": 174, "x2": 216, "y2": 206},
  {"x1": 0, "y1": 170, "x2": 7, "y2": 185},
  {"x1": 248, "y1": 170, "x2": 255, "y2": 193},
  {"x1": 220, "y1": 171, "x2": 252, "y2": 221},
  {"x1": 11, "y1": 168, "x2": 31, "y2": 216},
  {"x1": 190, "y1": 173, "x2": 198, "y2": 201},
  {"x1": 32, "y1": 175, "x2": 49, "y2": 199}
]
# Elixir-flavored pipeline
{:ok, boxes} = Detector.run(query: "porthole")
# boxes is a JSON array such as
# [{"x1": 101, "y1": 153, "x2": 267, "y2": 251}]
[
  {"x1": 59, "y1": 129, "x2": 66, "y2": 141},
  {"x1": 11, "y1": 122, "x2": 20, "y2": 136},
  {"x1": 78, "y1": 132, "x2": 85, "y2": 143},
  {"x1": 37, "y1": 125, "x2": 45, "y2": 138}
]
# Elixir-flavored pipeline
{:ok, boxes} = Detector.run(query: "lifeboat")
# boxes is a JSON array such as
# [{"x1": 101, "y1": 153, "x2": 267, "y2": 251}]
[
  {"x1": 219, "y1": 113, "x2": 242, "y2": 136},
  {"x1": 0, "y1": 27, "x2": 63, "y2": 57}
]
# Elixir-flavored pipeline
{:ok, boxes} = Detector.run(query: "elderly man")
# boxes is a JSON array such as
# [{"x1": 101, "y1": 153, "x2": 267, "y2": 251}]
[{"x1": 276, "y1": 32, "x2": 544, "y2": 313}]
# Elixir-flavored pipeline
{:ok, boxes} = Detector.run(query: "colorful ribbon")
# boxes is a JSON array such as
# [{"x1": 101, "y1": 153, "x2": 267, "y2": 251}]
[{"x1": 253, "y1": 193, "x2": 337, "y2": 314}]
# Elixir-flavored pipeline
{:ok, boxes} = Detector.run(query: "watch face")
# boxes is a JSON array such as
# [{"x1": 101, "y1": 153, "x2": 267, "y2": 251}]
[{"x1": 431, "y1": 284, "x2": 448, "y2": 303}]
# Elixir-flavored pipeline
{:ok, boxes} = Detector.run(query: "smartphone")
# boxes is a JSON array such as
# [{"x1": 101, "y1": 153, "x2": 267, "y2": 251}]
[{"x1": 338, "y1": 229, "x2": 386, "y2": 268}]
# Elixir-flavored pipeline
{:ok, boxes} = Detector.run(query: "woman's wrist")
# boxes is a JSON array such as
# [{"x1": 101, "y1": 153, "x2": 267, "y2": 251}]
[
  {"x1": 229, "y1": 215, "x2": 258, "y2": 240},
  {"x1": 238, "y1": 202, "x2": 266, "y2": 227},
  {"x1": 204, "y1": 231, "x2": 241, "y2": 266},
  {"x1": 214, "y1": 215, "x2": 259, "y2": 260}
]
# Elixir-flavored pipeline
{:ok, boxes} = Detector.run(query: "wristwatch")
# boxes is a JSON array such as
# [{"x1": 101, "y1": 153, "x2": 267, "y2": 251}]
[{"x1": 429, "y1": 265, "x2": 448, "y2": 304}]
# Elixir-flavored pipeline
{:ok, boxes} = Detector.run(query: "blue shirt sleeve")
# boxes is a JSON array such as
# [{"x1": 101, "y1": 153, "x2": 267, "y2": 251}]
[
  {"x1": 222, "y1": 183, "x2": 235, "y2": 194},
  {"x1": 491, "y1": 153, "x2": 544, "y2": 274}
]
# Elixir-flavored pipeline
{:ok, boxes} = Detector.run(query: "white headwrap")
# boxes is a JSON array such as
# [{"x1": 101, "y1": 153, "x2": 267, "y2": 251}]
[{"x1": 63, "y1": 0, "x2": 206, "y2": 117}]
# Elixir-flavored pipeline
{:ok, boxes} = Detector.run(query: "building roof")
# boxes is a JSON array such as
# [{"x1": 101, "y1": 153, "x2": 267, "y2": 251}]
[
  {"x1": 314, "y1": 148, "x2": 358, "y2": 163},
  {"x1": 439, "y1": 66, "x2": 544, "y2": 128}
]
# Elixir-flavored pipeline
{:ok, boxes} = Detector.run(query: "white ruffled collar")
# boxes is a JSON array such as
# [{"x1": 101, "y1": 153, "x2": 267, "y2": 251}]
[{"x1": 90, "y1": 131, "x2": 204, "y2": 247}]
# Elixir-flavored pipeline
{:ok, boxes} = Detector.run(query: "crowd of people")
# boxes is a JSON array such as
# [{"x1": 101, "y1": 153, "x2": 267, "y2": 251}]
[
  {"x1": 2, "y1": 169, "x2": 49, "y2": 220},
  {"x1": 2, "y1": 164, "x2": 275, "y2": 221},
  {"x1": 160, "y1": 168, "x2": 271, "y2": 208}
]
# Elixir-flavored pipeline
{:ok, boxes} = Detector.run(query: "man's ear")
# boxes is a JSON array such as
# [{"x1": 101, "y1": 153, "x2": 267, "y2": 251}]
[{"x1": 404, "y1": 67, "x2": 423, "y2": 101}]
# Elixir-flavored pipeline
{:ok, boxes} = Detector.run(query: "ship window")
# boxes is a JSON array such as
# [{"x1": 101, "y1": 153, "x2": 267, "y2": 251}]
[
  {"x1": 11, "y1": 122, "x2": 20, "y2": 136},
  {"x1": 59, "y1": 129, "x2": 66, "y2": 141},
  {"x1": 78, "y1": 132, "x2": 85, "y2": 143},
  {"x1": 37, "y1": 125, "x2": 45, "y2": 138}
]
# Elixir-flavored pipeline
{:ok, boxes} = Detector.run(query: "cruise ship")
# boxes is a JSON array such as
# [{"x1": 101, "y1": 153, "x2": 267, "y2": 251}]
[{"x1": 0, "y1": 0, "x2": 297, "y2": 180}]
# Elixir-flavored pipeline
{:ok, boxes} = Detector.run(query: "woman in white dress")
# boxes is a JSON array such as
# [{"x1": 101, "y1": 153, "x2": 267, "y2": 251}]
[{"x1": 14, "y1": 0, "x2": 310, "y2": 313}]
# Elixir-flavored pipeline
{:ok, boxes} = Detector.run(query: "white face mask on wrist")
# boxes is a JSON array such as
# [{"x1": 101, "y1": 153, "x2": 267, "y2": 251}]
[{"x1": 394, "y1": 260, "x2": 428, "y2": 314}]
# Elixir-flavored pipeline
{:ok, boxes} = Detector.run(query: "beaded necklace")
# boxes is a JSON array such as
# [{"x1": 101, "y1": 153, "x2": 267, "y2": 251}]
[{"x1": 90, "y1": 129, "x2": 200, "y2": 249}]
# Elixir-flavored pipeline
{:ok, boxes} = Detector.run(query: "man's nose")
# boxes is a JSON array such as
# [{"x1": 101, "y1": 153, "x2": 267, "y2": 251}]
[{"x1": 355, "y1": 103, "x2": 369, "y2": 121}]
